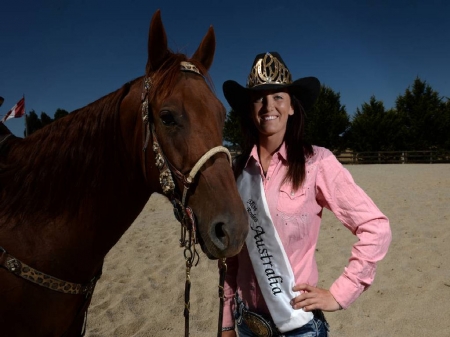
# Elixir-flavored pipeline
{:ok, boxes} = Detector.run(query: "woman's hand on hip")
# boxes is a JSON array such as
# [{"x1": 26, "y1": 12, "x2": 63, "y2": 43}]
[{"x1": 291, "y1": 283, "x2": 341, "y2": 312}]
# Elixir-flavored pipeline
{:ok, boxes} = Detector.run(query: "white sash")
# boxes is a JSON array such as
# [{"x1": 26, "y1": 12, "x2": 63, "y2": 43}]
[{"x1": 237, "y1": 162, "x2": 313, "y2": 332}]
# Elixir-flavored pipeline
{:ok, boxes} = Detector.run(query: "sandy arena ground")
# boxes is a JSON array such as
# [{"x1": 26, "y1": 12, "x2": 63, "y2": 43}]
[{"x1": 85, "y1": 164, "x2": 450, "y2": 337}]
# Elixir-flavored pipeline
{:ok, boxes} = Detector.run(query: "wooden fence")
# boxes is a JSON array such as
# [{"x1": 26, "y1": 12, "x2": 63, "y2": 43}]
[
  {"x1": 335, "y1": 150, "x2": 450, "y2": 164},
  {"x1": 227, "y1": 148, "x2": 450, "y2": 164}
]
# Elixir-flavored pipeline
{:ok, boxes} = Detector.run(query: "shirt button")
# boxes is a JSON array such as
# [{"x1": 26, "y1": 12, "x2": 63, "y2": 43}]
[
  {"x1": 267, "y1": 176, "x2": 270, "y2": 180},
  {"x1": 290, "y1": 192, "x2": 295, "y2": 196}
]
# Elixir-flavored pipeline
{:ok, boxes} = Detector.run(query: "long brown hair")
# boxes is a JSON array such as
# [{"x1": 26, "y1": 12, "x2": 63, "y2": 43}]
[{"x1": 233, "y1": 94, "x2": 312, "y2": 191}]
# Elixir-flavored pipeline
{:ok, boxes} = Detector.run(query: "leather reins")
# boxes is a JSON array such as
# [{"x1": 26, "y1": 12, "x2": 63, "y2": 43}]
[{"x1": 141, "y1": 62, "x2": 231, "y2": 337}]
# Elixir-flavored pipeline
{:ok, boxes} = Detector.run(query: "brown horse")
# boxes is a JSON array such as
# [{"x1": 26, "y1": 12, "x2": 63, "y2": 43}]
[{"x1": 0, "y1": 10, "x2": 248, "y2": 337}]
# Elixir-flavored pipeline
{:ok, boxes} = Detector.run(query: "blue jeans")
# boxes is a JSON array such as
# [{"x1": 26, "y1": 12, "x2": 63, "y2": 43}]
[{"x1": 236, "y1": 308, "x2": 329, "y2": 337}]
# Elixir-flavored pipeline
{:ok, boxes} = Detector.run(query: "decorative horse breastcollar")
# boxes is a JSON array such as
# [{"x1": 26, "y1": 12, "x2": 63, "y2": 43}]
[{"x1": 0, "y1": 245, "x2": 101, "y2": 296}]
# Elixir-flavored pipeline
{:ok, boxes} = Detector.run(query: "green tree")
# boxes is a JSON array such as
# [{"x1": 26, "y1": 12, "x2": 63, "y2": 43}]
[
  {"x1": 25, "y1": 110, "x2": 42, "y2": 136},
  {"x1": 223, "y1": 109, "x2": 243, "y2": 150},
  {"x1": 395, "y1": 77, "x2": 448, "y2": 150},
  {"x1": 381, "y1": 108, "x2": 408, "y2": 151},
  {"x1": 54, "y1": 108, "x2": 69, "y2": 120},
  {"x1": 40, "y1": 112, "x2": 53, "y2": 128},
  {"x1": 305, "y1": 85, "x2": 350, "y2": 151},
  {"x1": 24, "y1": 108, "x2": 70, "y2": 136},
  {"x1": 348, "y1": 96, "x2": 404, "y2": 151}
]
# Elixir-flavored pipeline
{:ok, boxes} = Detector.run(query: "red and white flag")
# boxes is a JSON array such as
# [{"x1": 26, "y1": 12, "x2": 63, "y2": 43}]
[{"x1": 1, "y1": 97, "x2": 25, "y2": 123}]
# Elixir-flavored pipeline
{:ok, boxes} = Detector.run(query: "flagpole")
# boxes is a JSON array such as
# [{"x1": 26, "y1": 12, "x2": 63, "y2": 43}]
[
  {"x1": 25, "y1": 113, "x2": 28, "y2": 137},
  {"x1": 24, "y1": 95, "x2": 28, "y2": 137}
]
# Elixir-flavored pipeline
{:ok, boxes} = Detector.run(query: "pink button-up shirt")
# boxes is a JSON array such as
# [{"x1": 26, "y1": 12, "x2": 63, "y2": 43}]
[{"x1": 222, "y1": 144, "x2": 391, "y2": 328}]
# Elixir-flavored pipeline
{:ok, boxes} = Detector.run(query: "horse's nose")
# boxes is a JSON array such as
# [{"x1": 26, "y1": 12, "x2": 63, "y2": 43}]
[
  {"x1": 210, "y1": 219, "x2": 247, "y2": 257},
  {"x1": 211, "y1": 222, "x2": 230, "y2": 251}
]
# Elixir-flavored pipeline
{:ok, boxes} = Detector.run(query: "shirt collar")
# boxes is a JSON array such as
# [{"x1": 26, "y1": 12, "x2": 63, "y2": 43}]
[{"x1": 245, "y1": 142, "x2": 288, "y2": 168}]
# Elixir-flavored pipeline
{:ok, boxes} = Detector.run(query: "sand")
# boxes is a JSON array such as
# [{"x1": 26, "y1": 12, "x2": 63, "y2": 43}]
[{"x1": 85, "y1": 164, "x2": 450, "y2": 337}]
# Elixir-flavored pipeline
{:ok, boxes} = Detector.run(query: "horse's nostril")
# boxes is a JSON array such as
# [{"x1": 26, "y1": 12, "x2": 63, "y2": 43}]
[{"x1": 214, "y1": 222, "x2": 226, "y2": 239}]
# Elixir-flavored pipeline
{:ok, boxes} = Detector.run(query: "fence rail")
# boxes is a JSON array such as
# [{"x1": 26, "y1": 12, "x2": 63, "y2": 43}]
[
  {"x1": 226, "y1": 147, "x2": 450, "y2": 164},
  {"x1": 335, "y1": 150, "x2": 450, "y2": 164}
]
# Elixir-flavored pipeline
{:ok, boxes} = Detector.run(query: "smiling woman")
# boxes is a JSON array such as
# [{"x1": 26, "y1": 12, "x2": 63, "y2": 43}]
[{"x1": 219, "y1": 52, "x2": 391, "y2": 337}]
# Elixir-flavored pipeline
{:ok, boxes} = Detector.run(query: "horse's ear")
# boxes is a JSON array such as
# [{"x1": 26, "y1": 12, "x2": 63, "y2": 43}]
[
  {"x1": 191, "y1": 26, "x2": 216, "y2": 71},
  {"x1": 146, "y1": 10, "x2": 169, "y2": 74}
]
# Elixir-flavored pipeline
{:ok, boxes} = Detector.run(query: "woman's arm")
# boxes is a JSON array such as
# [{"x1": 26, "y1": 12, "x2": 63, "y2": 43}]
[{"x1": 315, "y1": 150, "x2": 392, "y2": 308}]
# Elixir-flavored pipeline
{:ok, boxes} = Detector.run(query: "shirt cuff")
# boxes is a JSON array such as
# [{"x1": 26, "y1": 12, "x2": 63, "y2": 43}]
[{"x1": 329, "y1": 274, "x2": 366, "y2": 309}]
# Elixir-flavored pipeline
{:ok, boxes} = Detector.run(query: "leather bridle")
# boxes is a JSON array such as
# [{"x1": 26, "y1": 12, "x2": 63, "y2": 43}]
[{"x1": 141, "y1": 62, "x2": 231, "y2": 337}]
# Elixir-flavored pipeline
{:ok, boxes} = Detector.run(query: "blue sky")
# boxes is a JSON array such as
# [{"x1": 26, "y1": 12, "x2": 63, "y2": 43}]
[{"x1": 1, "y1": 0, "x2": 449, "y2": 137}]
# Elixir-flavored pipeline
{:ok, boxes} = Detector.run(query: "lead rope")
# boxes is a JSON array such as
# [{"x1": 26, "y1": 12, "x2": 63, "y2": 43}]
[
  {"x1": 184, "y1": 243, "x2": 193, "y2": 337},
  {"x1": 181, "y1": 209, "x2": 199, "y2": 337}
]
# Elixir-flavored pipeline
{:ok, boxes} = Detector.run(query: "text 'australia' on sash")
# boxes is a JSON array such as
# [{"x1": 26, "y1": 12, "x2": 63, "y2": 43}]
[{"x1": 246, "y1": 199, "x2": 283, "y2": 296}]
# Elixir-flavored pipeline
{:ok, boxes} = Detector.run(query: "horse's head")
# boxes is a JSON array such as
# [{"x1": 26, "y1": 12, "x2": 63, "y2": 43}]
[{"x1": 136, "y1": 11, "x2": 248, "y2": 259}]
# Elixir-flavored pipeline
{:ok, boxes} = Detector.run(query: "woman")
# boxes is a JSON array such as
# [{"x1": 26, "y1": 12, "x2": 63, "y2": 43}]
[{"x1": 221, "y1": 52, "x2": 391, "y2": 337}]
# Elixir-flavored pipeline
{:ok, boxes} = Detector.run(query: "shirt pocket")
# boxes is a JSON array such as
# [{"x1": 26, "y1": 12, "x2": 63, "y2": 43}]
[
  {"x1": 276, "y1": 184, "x2": 306, "y2": 215},
  {"x1": 276, "y1": 184, "x2": 308, "y2": 240}
]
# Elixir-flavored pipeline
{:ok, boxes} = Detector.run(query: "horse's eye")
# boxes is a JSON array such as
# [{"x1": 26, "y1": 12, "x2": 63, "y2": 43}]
[{"x1": 160, "y1": 111, "x2": 176, "y2": 126}]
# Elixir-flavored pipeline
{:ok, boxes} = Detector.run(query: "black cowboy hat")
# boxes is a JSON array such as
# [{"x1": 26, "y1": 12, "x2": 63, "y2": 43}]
[{"x1": 223, "y1": 52, "x2": 320, "y2": 112}]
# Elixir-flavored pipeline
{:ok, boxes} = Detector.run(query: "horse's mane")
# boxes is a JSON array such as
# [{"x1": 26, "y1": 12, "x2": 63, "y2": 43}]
[{"x1": 0, "y1": 79, "x2": 139, "y2": 224}]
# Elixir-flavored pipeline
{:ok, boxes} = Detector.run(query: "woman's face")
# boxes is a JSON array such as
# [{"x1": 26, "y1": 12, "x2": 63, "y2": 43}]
[{"x1": 250, "y1": 90, "x2": 294, "y2": 140}]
